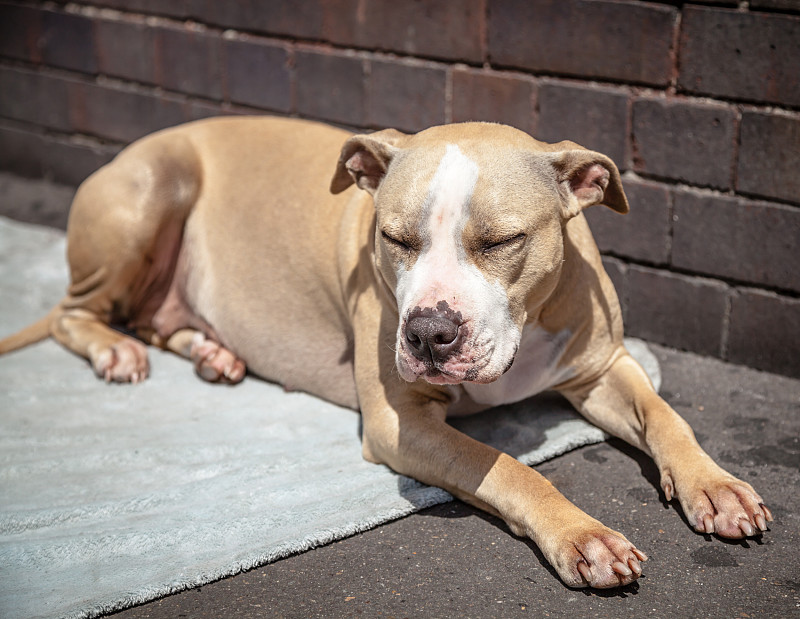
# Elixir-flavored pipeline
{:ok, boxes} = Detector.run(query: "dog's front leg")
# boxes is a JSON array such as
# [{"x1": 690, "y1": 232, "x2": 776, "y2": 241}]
[
  {"x1": 358, "y1": 384, "x2": 646, "y2": 588},
  {"x1": 352, "y1": 296, "x2": 646, "y2": 589},
  {"x1": 561, "y1": 348, "x2": 772, "y2": 539}
]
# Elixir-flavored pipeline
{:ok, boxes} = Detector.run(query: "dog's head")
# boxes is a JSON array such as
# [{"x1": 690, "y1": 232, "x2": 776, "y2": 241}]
[{"x1": 331, "y1": 123, "x2": 627, "y2": 386}]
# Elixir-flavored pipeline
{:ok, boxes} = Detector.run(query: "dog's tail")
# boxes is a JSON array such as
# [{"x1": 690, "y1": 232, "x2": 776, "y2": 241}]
[{"x1": 0, "y1": 306, "x2": 58, "y2": 354}]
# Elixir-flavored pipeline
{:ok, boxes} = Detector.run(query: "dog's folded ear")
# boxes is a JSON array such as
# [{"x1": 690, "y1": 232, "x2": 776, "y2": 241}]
[
  {"x1": 546, "y1": 144, "x2": 629, "y2": 219},
  {"x1": 330, "y1": 129, "x2": 407, "y2": 195}
]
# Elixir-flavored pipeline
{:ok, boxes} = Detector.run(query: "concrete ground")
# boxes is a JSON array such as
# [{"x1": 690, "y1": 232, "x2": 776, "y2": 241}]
[{"x1": 2, "y1": 174, "x2": 798, "y2": 618}]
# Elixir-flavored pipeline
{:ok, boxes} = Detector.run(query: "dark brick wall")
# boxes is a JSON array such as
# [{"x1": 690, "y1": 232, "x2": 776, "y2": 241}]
[{"x1": 0, "y1": 0, "x2": 798, "y2": 378}]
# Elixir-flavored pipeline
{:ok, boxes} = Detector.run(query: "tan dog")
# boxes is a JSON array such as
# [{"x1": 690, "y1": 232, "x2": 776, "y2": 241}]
[{"x1": 0, "y1": 116, "x2": 771, "y2": 588}]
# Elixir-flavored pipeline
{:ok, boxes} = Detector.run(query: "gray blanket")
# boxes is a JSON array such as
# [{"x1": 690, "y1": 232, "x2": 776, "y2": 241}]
[{"x1": 0, "y1": 217, "x2": 660, "y2": 619}]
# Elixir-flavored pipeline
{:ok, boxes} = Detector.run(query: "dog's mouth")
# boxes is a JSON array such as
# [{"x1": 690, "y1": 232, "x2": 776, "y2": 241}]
[
  {"x1": 403, "y1": 356, "x2": 515, "y2": 386},
  {"x1": 397, "y1": 346, "x2": 479, "y2": 384},
  {"x1": 397, "y1": 340, "x2": 513, "y2": 386}
]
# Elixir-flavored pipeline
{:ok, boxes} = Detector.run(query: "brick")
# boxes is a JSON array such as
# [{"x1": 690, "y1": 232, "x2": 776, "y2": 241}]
[
  {"x1": 728, "y1": 289, "x2": 800, "y2": 378},
  {"x1": 0, "y1": 109, "x2": 115, "y2": 186},
  {"x1": 95, "y1": 18, "x2": 157, "y2": 84},
  {"x1": 188, "y1": 100, "x2": 226, "y2": 121},
  {"x1": 0, "y1": 68, "x2": 72, "y2": 131},
  {"x1": 368, "y1": 60, "x2": 446, "y2": 132},
  {"x1": 286, "y1": 0, "x2": 330, "y2": 39},
  {"x1": 186, "y1": 0, "x2": 247, "y2": 30},
  {"x1": 626, "y1": 266, "x2": 729, "y2": 357},
  {"x1": 488, "y1": 0, "x2": 676, "y2": 86},
  {"x1": 451, "y1": 69, "x2": 534, "y2": 134},
  {"x1": 224, "y1": 38, "x2": 291, "y2": 112},
  {"x1": 535, "y1": 81, "x2": 629, "y2": 168},
  {"x1": 0, "y1": 129, "x2": 120, "y2": 186},
  {"x1": 749, "y1": 0, "x2": 800, "y2": 10},
  {"x1": 83, "y1": 0, "x2": 188, "y2": 18},
  {"x1": 0, "y1": 3, "x2": 43, "y2": 63},
  {"x1": 295, "y1": 50, "x2": 366, "y2": 127},
  {"x1": 188, "y1": 0, "x2": 485, "y2": 62},
  {"x1": 154, "y1": 25, "x2": 222, "y2": 99},
  {"x1": 65, "y1": 80, "x2": 188, "y2": 143},
  {"x1": 674, "y1": 1, "x2": 737, "y2": 4},
  {"x1": 326, "y1": 0, "x2": 485, "y2": 63},
  {"x1": 40, "y1": 76, "x2": 76, "y2": 132},
  {"x1": 585, "y1": 178, "x2": 671, "y2": 265},
  {"x1": 0, "y1": 67, "x2": 44, "y2": 126},
  {"x1": 736, "y1": 112, "x2": 800, "y2": 206},
  {"x1": 672, "y1": 190, "x2": 800, "y2": 293},
  {"x1": 131, "y1": 0, "x2": 189, "y2": 17},
  {"x1": 678, "y1": 7, "x2": 800, "y2": 107},
  {"x1": 632, "y1": 98, "x2": 735, "y2": 190},
  {"x1": 0, "y1": 125, "x2": 44, "y2": 178},
  {"x1": 649, "y1": 0, "x2": 737, "y2": 4},
  {"x1": 41, "y1": 9, "x2": 97, "y2": 74},
  {"x1": 187, "y1": 0, "x2": 323, "y2": 40},
  {"x1": 42, "y1": 138, "x2": 119, "y2": 186}
]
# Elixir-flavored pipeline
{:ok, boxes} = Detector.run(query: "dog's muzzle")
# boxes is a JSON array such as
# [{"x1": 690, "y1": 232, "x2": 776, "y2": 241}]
[{"x1": 398, "y1": 300, "x2": 516, "y2": 385}]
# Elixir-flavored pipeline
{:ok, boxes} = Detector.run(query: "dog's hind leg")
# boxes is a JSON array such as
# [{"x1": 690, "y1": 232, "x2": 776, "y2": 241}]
[
  {"x1": 51, "y1": 130, "x2": 202, "y2": 383},
  {"x1": 148, "y1": 328, "x2": 246, "y2": 384},
  {"x1": 52, "y1": 307, "x2": 150, "y2": 383}
]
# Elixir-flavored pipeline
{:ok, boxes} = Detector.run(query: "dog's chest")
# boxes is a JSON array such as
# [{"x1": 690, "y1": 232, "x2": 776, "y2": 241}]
[{"x1": 449, "y1": 325, "x2": 573, "y2": 415}]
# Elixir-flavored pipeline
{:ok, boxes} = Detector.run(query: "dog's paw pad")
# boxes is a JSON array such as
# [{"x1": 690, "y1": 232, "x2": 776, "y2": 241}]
[
  {"x1": 190, "y1": 334, "x2": 246, "y2": 384},
  {"x1": 93, "y1": 339, "x2": 149, "y2": 383}
]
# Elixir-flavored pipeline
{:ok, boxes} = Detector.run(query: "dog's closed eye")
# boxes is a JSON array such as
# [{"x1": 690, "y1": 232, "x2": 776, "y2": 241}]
[{"x1": 480, "y1": 232, "x2": 527, "y2": 255}]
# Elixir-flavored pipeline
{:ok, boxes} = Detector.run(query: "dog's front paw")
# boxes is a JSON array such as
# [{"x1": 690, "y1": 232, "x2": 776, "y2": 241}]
[
  {"x1": 91, "y1": 338, "x2": 149, "y2": 383},
  {"x1": 190, "y1": 334, "x2": 246, "y2": 384},
  {"x1": 542, "y1": 518, "x2": 647, "y2": 589},
  {"x1": 662, "y1": 464, "x2": 772, "y2": 538}
]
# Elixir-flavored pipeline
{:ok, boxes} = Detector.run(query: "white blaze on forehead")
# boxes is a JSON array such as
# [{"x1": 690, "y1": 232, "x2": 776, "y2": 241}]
[
  {"x1": 425, "y1": 143, "x2": 480, "y2": 249},
  {"x1": 396, "y1": 144, "x2": 480, "y2": 310}
]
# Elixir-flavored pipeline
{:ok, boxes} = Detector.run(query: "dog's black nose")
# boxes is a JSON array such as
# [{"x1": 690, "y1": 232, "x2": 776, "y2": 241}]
[{"x1": 405, "y1": 310, "x2": 462, "y2": 364}]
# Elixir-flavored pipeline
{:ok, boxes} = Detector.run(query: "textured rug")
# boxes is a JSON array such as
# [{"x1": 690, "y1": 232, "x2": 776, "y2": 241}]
[{"x1": 0, "y1": 217, "x2": 660, "y2": 619}]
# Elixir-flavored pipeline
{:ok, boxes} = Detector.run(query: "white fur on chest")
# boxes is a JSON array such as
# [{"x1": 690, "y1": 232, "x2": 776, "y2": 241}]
[{"x1": 450, "y1": 324, "x2": 574, "y2": 414}]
